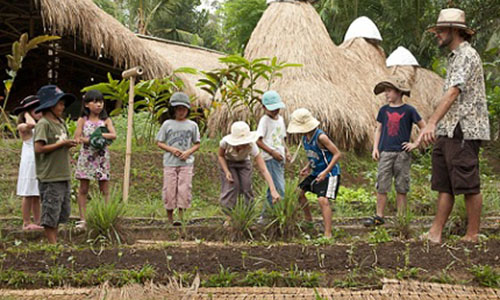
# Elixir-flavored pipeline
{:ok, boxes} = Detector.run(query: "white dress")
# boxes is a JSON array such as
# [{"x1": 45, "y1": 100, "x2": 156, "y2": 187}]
[{"x1": 17, "y1": 132, "x2": 39, "y2": 196}]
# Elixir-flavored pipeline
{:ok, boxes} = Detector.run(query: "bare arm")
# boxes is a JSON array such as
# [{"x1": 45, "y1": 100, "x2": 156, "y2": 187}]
[
  {"x1": 102, "y1": 118, "x2": 117, "y2": 140},
  {"x1": 34, "y1": 140, "x2": 76, "y2": 154},
  {"x1": 256, "y1": 138, "x2": 283, "y2": 161},
  {"x1": 316, "y1": 134, "x2": 342, "y2": 181},
  {"x1": 372, "y1": 122, "x2": 382, "y2": 160},
  {"x1": 418, "y1": 86, "x2": 460, "y2": 146},
  {"x1": 74, "y1": 118, "x2": 88, "y2": 144},
  {"x1": 157, "y1": 141, "x2": 182, "y2": 157},
  {"x1": 17, "y1": 112, "x2": 36, "y2": 136},
  {"x1": 217, "y1": 147, "x2": 233, "y2": 182},
  {"x1": 179, "y1": 142, "x2": 201, "y2": 160}
]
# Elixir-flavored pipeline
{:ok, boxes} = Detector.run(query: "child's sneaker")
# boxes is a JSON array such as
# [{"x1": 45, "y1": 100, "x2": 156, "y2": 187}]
[
  {"x1": 363, "y1": 216, "x2": 385, "y2": 227},
  {"x1": 75, "y1": 220, "x2": 87, "y2": 230}
]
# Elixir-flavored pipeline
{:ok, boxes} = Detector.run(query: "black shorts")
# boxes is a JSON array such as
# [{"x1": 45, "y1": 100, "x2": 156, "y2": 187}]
[
  {"x1": 431, "y1": 125, "x2": 481, "y2": 195},
  {"x1": 299, "y1": 174, "x2": 340, "y2": 199}
]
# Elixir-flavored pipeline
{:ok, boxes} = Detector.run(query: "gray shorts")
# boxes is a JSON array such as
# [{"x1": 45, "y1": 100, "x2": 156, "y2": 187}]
[
  {"x1": 376, "y1": 151, "x2": 411, "y2": 194},
  {"x1": 39, "y1": 181, "x2": 71, "y2": 228}
]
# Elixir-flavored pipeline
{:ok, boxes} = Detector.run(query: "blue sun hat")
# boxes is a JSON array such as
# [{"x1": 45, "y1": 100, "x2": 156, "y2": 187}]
[
  {"x1": 35, "y1": 85, "x2": 76, "y2": 113},
  {"x1": 262, "y1": 90, "x2": 285, "y2": 111}
]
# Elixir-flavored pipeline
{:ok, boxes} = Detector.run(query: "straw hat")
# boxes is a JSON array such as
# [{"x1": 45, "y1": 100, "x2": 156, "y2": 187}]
[
  {"x1": 427, "y1": 8, "x2": 475, "y2": 36},
  {"x1": 223, "y1": 121, "x2": 259, "y2": 146},
  {"x1": 374, "y1": 76, "x2": 411, "y2": 97},
  {"x1": 287, "y1": 108, "x2": 320, "y2": 133}
]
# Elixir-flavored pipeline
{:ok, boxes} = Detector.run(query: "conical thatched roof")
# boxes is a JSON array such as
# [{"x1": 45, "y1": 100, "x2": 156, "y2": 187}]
[{"x1": 208, "y1": 1, "x2": 443, "y2": 149}]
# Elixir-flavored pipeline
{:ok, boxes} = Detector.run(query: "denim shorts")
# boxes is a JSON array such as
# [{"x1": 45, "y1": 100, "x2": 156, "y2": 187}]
[{"x1": 39, "y1": 181, "x2": 71, "y2": 228}]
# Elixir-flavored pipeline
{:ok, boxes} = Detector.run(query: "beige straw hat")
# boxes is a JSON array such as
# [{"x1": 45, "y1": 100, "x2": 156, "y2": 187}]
[
  {"x1": 374, "y1": 76, "x2": 411, "y2": 97},
  {"x1": 223, "y1": 121, "x2": 259, "y2": 146},
  {"x1": 427, "y1": 8, "x2": 475, "y2": 36},
  {"x1": 287, "y1": 108, "x2": 320, "y2": 133}
]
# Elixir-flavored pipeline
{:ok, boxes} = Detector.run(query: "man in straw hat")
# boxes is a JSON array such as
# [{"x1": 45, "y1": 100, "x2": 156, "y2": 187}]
[{"x1": 419, "y1": 8, "x2": 490, "y2": 243}]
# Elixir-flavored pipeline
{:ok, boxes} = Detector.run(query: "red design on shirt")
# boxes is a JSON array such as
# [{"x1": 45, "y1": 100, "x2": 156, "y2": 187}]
[{"x1": 386, "y1": 112, "x2": 406, "y2": 136}]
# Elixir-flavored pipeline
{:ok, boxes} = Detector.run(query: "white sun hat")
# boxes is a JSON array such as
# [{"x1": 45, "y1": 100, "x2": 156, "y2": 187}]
[
  {"x1": 386, "y1": 46, "x2": 420, "y2": 67},
  {"x1": 223, "y1": 121, "x2": 259, "y2": 146},
  {"x1": 287, "y1": 108, "x2": 320, "y2": 134},
  {"x1": 343, "y1": 16, "x2": 382, "y2": 42}
]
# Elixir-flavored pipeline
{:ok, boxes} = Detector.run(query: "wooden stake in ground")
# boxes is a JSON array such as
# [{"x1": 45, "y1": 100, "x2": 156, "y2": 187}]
[{"x1": 121, "y1": 66, "x2": 143, "y2": 203}]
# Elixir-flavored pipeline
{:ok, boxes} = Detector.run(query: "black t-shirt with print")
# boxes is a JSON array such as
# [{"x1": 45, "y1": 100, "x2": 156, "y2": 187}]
[{"x1": 377, "y1": 104, "x2": 421, "y2": 152}]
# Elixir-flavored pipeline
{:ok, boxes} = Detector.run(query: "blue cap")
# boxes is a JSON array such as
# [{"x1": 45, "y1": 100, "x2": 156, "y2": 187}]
[{"x1": 262, "y1": 90, "x2": 285, "y2": 111}]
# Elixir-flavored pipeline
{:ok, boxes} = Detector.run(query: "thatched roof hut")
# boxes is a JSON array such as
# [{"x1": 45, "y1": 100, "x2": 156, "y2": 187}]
[
  {"x1": 0, "y1": 0, "x2": 223, "y2": 110},
  {"x1": 208, "y1": 1, "x2": 443, "y2": 149},
  {"x1": 138, "y1": 35, "x2": 225, "y2": 105}
]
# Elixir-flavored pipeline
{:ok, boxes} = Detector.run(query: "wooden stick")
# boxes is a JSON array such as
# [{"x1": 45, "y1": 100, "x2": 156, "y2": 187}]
[{"x1": 121, "y1": 66, "x2": 143, "y2": 203}]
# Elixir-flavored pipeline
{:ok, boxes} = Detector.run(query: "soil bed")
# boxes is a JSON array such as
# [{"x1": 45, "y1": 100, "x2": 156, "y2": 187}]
[{"x1": 1, "y1": 240, "x2": 499, "y2": 289}]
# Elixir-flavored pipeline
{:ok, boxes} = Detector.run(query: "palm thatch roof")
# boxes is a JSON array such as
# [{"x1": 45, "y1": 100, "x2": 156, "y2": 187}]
[
  {"x1": 37, "y1": 0, "x2": 172, "y2": 80},
  {"x1": 208, "y1": 1, "x2": 443, "y2": 149},
  {"x1": 138, "y1": 35, "x2": 225, "y2": 105}
]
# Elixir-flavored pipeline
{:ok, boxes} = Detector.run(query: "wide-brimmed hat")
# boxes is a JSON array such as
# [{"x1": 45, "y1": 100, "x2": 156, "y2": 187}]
[
  {"x1": 262, "y1": 90, "x2": 285, "y2": 111},
  {"x1": 427, "y1": 8, "x2": 475, "y2": 36},
  {"x1": 287, "y1": 108, "x2": 320, "y2": 134},
  {"x1": 223, "y1": 121, "x2": 259, "y2": 146},
  {"x1": 374, "y1": 76, "x2": 411, "y2": 97},
  {"x1": 12, "y1": 95, "x2": 40, "y2": 115},
  {"x1": 35, "y1": 85, "x2": 76, "y2": 113},
  {"x1": 170, "y1": 92, "x2": 191, "y2": 109}
]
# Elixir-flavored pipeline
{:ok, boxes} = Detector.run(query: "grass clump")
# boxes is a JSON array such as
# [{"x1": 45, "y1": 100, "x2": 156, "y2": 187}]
[
  {"x1": 469, "y1": 264, "x2": 500, "y2": 288},
  {"x1": 224, "y1": 197, "x2": 260, "y2": 241},
  {"x1": 86, "y1": 189, "x2": 125, "y2": 244},
  {"x1": 266, "y1": 178, "x2": 302, "y2": 239}
]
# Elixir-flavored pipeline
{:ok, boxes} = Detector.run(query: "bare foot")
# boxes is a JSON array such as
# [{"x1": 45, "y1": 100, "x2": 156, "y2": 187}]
[
  {"x1": 23, "y1": 223, "x2": 44, "y2": 231},
  {"x1": 460, "y1": 235, "x2": 478, "y2": 243},
  {"x1": 419, "y1": 232, "x2": 441, "y2": 244}
]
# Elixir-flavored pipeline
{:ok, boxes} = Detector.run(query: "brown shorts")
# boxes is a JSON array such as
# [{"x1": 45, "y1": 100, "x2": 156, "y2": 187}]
[
  {"x1": 376, "y1": 151, "x2": 411, "y2": 194},
  {"x1": 431, "y1": 131, "x2": 481, "y2": 195}
]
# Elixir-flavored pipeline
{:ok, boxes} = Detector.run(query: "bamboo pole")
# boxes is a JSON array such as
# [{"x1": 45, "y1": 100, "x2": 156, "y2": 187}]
[{"x1": 121, "y1": 66, "x2": 143, "y2": 203}]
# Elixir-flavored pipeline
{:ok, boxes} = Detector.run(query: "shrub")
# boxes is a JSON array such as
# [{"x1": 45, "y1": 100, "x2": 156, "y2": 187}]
[
  {"x1": 266, "y1": 178, "x2": 302, "y2": 239},
  {"x1": 86, "y1": 188, "x2": 125, "y2": 244}
]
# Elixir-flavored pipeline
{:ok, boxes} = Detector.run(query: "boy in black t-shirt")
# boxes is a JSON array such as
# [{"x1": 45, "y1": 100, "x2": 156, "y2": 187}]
[{"x1": 364, "y1": 76, "x2": 426, "y2": 227}]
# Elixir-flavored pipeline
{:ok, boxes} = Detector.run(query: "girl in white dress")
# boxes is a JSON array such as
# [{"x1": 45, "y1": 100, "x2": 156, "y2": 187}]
[{"x1": 14, "y1": 95, "x2": 43, "y2": 230}]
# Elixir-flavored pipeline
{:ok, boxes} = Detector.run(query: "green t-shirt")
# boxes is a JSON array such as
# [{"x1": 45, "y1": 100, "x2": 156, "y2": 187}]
[{"x1": 34, "y1": 116, "x2": 71, "y2": 182}]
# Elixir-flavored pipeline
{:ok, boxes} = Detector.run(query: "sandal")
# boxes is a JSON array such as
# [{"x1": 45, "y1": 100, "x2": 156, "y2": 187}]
[
  {"x1": 363, "y1": 216, "x2": 385, "y2": 227},
  {"x1": 75, "y1": 221, "x2": 87, "y2": 230}
]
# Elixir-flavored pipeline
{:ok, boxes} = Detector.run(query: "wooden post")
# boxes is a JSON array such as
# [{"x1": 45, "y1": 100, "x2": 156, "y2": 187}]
[{"x1": 121, "y1": 66, "x2": 143, "y2": 203}]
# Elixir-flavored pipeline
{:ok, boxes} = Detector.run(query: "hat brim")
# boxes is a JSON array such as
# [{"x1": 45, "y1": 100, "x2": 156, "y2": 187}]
[
  {"x1": 171, "y1": 102, "x2": 191, "y2": 109},
  {"x1": 374, "y1": 82, "x2": 411, "y2": 97},
  {"x1": 264, "y1": 102, "x2": 285, "y2": 111},
  {"x1": 287, "y1": 119, "x2": 320, "y2": 134},
  {"x1": 427, "y1": 24, "x2": 475, "y2": 36},
  {"x1": 224, "y1": 131, "x2": 259, "y2": 146},
  {"x1": 35, "y1": 94, "x2": 76, "y2": 113},
  {"x1": 12, "y1": 101, "x2": 40, "y2": 115}
]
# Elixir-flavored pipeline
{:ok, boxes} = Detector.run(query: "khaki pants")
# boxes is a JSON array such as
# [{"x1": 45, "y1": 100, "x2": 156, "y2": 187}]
[{"x1": 219, "y1": 160, "x2": 253, "y2": 209}]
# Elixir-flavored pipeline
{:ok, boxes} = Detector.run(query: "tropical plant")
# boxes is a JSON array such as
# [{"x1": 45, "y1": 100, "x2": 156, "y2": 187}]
[
  {"x1": 216, "y1": 0, "x2": 266, "y2": 53},
  {"x1": 1, "y1": 33, "x2": 60, "y2": 137},
  {"x1": 198, "y1": 54, "x2": 301, "y2": 129}
]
